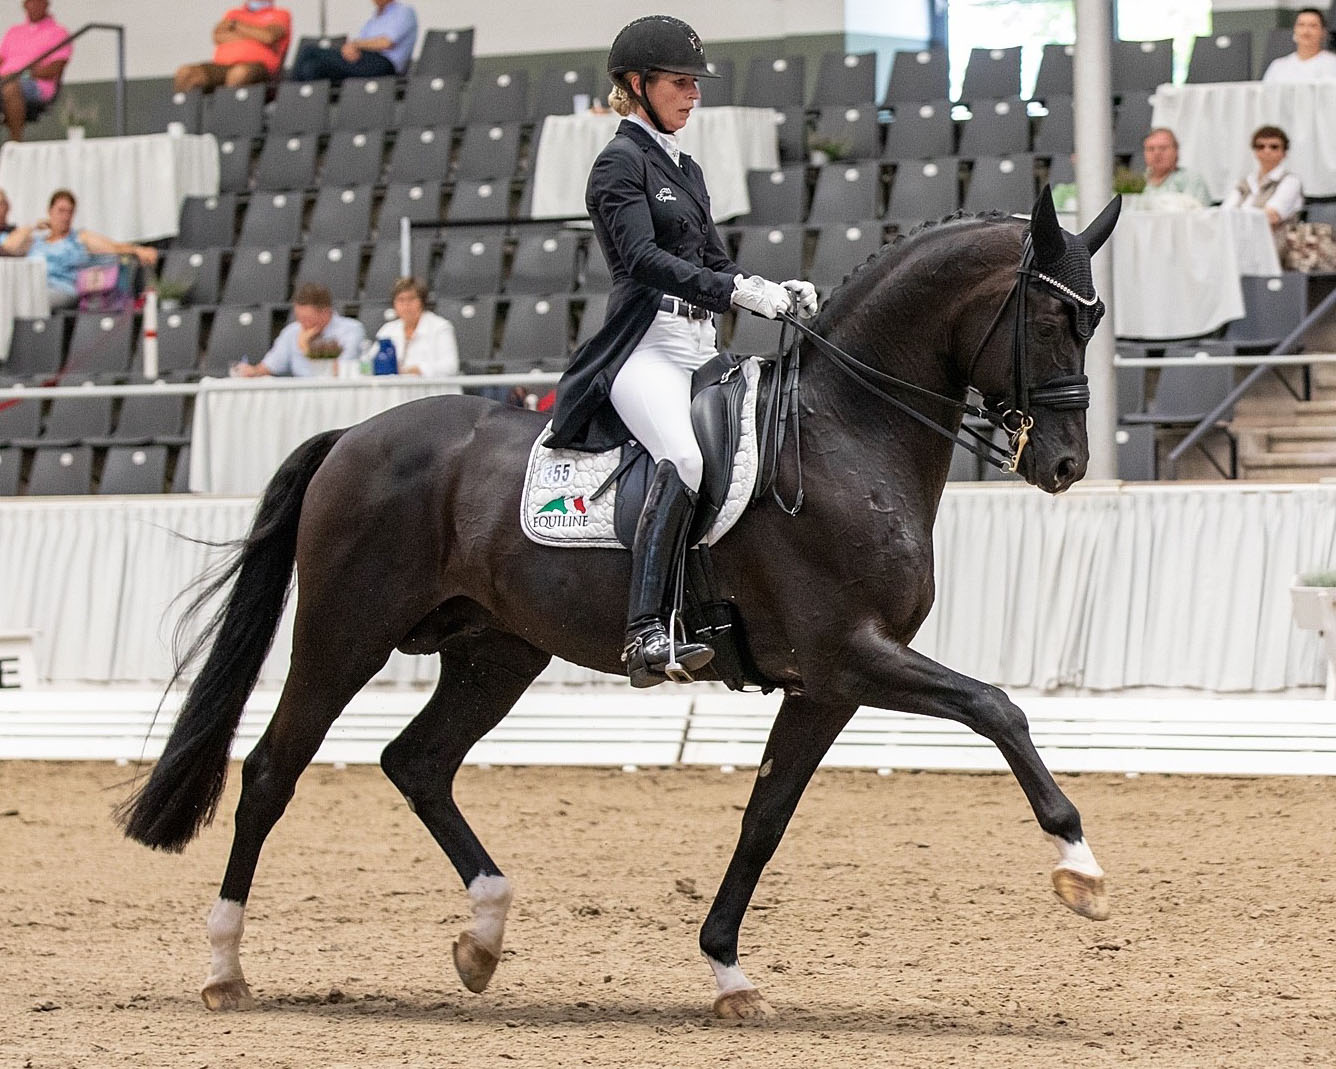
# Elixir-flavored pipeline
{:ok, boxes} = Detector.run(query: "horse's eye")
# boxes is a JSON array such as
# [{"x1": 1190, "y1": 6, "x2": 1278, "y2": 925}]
[{"x1": 1034, "y1": 321, "x2": 1059, "y2": 341}]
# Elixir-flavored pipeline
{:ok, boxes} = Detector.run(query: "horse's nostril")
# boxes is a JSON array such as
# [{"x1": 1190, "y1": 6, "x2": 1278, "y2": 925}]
[{"x1": 1056, "y1": 457, "x2": 1080, "y2": 483}]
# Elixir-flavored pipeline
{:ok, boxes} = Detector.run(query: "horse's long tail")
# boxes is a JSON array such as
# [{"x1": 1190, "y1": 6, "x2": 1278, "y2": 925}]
[{"x1": 116, "y1": 428, "x2": 347, "y2": 852}]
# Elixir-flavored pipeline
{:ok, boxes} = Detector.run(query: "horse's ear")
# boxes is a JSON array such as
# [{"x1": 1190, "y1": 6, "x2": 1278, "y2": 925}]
[
  {"x1": 1029, "y1": 185, "x2": 1066, "y2": 265},
  {"x1": 1079, "y1": 195, "x2": 1123, "y2": 255}
]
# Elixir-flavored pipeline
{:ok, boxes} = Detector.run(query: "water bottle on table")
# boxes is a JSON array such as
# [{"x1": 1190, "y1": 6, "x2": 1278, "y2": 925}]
[{"x1": 373, "y1": 337, "x2": 398, "y2": 376}]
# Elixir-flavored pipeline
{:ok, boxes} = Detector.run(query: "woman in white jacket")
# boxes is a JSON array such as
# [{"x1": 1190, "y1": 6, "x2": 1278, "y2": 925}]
[{"x1": 375, "y1": 277, "x2": 460, "y2": 384}]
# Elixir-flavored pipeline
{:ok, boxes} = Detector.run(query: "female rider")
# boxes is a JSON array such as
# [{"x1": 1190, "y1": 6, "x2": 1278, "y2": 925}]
[{"x1": 545, "y1": 15, "x2": 817, "y2": 688}]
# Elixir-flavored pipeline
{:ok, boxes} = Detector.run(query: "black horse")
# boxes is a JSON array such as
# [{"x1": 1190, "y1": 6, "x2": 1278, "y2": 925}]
[{"x1": 119, "y1": 188, "x2": 1120, "y2": 1020}]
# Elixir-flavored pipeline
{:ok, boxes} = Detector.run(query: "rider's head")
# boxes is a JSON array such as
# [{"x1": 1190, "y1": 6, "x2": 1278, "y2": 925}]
[{"x1": 607, "y1": 15, "x2": 718, "y2": 134}]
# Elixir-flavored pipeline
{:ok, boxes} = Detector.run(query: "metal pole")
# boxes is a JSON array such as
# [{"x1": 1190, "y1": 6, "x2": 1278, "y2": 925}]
[
  {"x1": 1165, "y1": 284, "x2": 1336, "y2": 476},
  {"x1": 114, "y1": 26, "x2": 126, "y2": 136},
  {"x1": 318, "y1": 0, "x2": 327, "y2": 37},
  {"x1": 1073, "y1": 0, "x2": 1116, "y2": 480},
  {"x1": 399, "y1": 216, "x2": 410, "y2": 278}
]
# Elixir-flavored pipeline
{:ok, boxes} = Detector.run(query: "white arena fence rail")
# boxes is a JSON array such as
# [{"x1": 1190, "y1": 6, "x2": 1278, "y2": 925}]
[{"x1": 2, "y1": 687, "x2": 1335, "y2": 777}]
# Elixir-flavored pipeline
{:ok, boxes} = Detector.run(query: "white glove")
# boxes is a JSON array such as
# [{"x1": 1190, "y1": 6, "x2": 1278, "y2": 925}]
[
  {"x1": 730, "y1": 274, "x2": 793, "y2": 319},
  {"x1": 782, "y1": 279, "x2": 818, "y2": 319}
]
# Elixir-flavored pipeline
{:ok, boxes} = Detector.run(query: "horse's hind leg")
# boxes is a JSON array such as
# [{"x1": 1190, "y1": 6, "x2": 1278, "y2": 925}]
[
  {"x1": 379, "y1": 628, "x2": 551, "y2": 996},
  {"x1": 700, "y1": 693, "x2": 858, "y2": 1021},
  {"x1": 203, "y1": 645, "x2": 395, "y2": 1011}
]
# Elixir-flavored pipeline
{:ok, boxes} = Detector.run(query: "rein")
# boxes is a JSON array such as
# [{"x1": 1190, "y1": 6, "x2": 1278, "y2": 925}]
[{"x1": 770, "y1": 241, "x2": 1094, "y2": 487}]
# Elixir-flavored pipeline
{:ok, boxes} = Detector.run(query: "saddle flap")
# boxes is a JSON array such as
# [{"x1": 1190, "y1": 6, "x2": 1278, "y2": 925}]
[
  {"x1": 688, "y1": 358, "x2": 751, "y2": 544},
  {"x1": 612, "y1": 445, "x2": 654, "y2": 548}
]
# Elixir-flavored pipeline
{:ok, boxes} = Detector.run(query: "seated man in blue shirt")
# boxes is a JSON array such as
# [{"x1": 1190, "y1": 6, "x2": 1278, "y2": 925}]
[
  {"x1": 234, "y1": 282, "x2": 366, "y2": 377},
  {"x1": 291, "y1": 0, "x2": 417, "y2": 82}
]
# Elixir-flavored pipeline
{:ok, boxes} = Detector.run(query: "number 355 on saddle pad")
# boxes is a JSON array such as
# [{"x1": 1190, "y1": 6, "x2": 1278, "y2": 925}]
[{"x1": 520, "y1": 356, "x2": 764, "y2": 550}]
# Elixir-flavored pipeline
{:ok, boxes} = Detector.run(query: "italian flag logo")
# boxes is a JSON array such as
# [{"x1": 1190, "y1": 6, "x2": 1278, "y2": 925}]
[{"x1": 537, "y1": 495, "x2": 586, "y2": 515}]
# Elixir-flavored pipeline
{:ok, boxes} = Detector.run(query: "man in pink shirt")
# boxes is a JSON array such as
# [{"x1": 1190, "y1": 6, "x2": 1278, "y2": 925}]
[
  {"x1": 0, "y1": 0, "x2": 71, "y2": 141},
  {"x1": 174, "y1": 1, "x2": 292, "y2": 94}
]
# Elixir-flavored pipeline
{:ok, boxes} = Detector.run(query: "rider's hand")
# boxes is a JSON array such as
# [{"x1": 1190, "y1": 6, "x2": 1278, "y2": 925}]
[
  {"x1": 781, "y1": 279, "x2": 818, "y2": 319},
  {"x1": 730, "y1": 274, "x2": 793, "y2": 319}
]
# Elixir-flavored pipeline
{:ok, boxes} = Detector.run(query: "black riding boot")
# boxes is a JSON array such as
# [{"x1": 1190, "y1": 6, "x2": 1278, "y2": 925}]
[{"x1": 623, "y1": 460, "x2": 715, "y2": 688}]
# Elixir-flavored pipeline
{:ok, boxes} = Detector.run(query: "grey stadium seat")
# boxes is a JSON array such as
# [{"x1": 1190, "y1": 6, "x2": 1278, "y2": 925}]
[
  {"x1": 269, "y1": 79, "x2": 331, "y2": 135},
  {"x1": 253, "y1": 133, "x2": 319, "y2": 191},
  {"x1": 414, "y1": 27, "x2": 475, "y2": 81},
  {"x1": 882, "y1": 100, "x2": 955, "y2": 162},
  {"x1": 236, "y1": 192, "x2": 304, "y2": 247},
  {"x1": 957, "y1": 97, "x2": 1031, "y2": 159},
  {"x1": 308, "y1": 184, "x2": 374, "y2": 243},
  {"x1": 177, "y1": 194, "x2": 237, "y2": 248},
  {"x1": 400, "y1": 75, "x2": 464, "y2": 129},
  {"x1": 332, "y1": 76, "x2": 397, "y2": 131},
  {"x1": 882, "y1": 47, "x2": 949, "y2": 107},
  {"x1": 741, "y1": 55, "x2": 805, "y2": 108},
  {"x1": 807, "y1": 162, "x2": 882, "y2": 224},
  {"x1": 810, "y1": 51, "x2": 877, "y2": 107},
  {"x1": 385, "y1": 126, "x2": 453, "y2": 184},
  {"x1": 320, "y1": 129, "x2": 386, "y2": 187},
  {"x1": 219, "y1": 247, "x2": 292, "y2": 307},
  {"x1": 960, "y1": 46, "x2": 1022, "y2": 101}
]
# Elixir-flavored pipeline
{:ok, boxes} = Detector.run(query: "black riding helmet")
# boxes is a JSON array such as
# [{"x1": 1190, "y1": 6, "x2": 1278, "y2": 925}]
[{"x1": 607, "y1": 15, "x2": 718, "y2": 134}]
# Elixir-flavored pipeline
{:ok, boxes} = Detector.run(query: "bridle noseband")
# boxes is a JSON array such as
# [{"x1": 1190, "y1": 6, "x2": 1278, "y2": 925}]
[{"x1": 783, "y1": 236, "x2": 1101, "y2": 475}]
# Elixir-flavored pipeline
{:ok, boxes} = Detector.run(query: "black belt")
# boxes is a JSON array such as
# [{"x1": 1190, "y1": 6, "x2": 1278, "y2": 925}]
[{"x1": 659, "y1": 296, "x2": 711, "y2": 321}]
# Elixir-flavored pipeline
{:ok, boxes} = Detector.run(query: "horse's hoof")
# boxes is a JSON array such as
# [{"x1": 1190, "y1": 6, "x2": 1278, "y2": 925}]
[
  {"x1": 201, "y1": 978, "x2": 257, "y2": 1011},
  {"x1": 713, "y1": 987, "x2": 774, "y2": 1021},
  {"x1": 453, "y1": 931, "x2": 500, "y2": 993},
  {"x1": 1052, "y1": 865, "x2": 1110, "y2": 921}
]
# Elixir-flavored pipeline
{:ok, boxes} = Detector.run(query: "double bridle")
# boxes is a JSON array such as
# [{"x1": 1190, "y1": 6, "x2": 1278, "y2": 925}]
[{"x1": 777, "y1": 238, "x2": 1101, "y2": 477}]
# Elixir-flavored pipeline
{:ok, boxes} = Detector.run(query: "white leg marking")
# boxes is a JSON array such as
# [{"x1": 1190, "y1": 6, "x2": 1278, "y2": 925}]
[
  {"x1": 465, "y1": 874, "x2": 513, "y2": 955},
  {"x1": 706, "y1": 956, "x2": 757, "y2": 998},
  {"x1": 1049, "y1": 834, "x2": 1104, "y2": 877},
  {"x1": 205, "y1": 897, "x2": 246, "y2": 988}
]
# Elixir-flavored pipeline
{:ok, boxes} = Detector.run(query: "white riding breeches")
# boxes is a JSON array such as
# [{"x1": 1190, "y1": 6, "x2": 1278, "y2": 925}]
[{"x1": 609, "y1": 309, "x2": 718, "y2": 493}]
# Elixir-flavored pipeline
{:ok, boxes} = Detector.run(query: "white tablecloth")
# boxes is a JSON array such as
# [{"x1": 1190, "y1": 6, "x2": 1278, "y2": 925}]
[
  {"x1": 0, "y1": 258, "x2": 49, "y2": 360},
  {"x1": 1152, "y1": 82, "x2": 1336, "y2": 201},
  {"x1": 0, "y1": 133, "x2": 220, "y2": 243},
  {"x1": 1066, "y1": 206, "x2": 1280, "y2": 339},
  {"x1": 529, "y1": 107, "x2": 780, "y2": 222},
  {"x1": 190, "y1": 377, "x2": 455, "y2": 494}
]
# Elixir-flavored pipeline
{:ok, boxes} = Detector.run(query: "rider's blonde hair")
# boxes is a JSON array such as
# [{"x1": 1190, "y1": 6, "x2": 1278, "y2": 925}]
[{"x1": 608, "y1": 83, "x2": 634, "y2": 116}]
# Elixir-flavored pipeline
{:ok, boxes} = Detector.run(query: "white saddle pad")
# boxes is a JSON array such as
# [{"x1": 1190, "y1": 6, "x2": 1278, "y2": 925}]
[{"x1": 521, "y1": 357, "x2": 761, "y2": 549}]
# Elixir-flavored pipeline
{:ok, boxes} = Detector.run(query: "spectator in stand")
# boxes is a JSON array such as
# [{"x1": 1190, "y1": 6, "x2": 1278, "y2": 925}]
[
  {"x1": 6, "y1": 188, "x2": 157, "y2": 308},
  {"x1": 290, "y1": 0, "x2": 417, "y2": 84},
  {"x1": 173, "y1": 1, "x2": 292, "y2": 93},
  {"x1": 1140, "y1": 128, "x2": 1211, "y2": 206},
  {"x1": 1222, "y1": 125, "x2": 1303, "y2": 248},
  {"x1": 0, "y1": 187, "x2": 16, "y2": 247},
  {"x1": 374, "y1": 276, "x2": 459, "y2": 382},
  {"x1": 234, "y1": 282, "x2": 366, "y2": 377},
  {"x1": 0, "y1": 0, "x2": 72, "y2": 142},
  {"x1": 1262, "y1": 8, "x2": 1336, "y2": 83}
]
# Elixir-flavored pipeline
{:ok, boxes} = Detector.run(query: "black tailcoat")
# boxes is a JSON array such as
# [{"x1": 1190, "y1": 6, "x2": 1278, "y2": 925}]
[{"x1": 545, "y1": 120, "x2": 740, "y2": 452}]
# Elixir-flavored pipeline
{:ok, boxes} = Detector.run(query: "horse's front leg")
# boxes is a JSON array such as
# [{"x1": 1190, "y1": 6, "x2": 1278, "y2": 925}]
[
  {"x1": 699, "y1": 693, "x2": 858, "y2": 1021},
  {"x1": 830, "y1": 624, "x2": 1109, "y2": 922}
]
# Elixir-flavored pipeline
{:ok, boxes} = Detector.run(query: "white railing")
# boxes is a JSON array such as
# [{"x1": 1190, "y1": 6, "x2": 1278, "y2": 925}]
[{"x1": 0, "y1": 372, "x2": 562, "y2": 402}]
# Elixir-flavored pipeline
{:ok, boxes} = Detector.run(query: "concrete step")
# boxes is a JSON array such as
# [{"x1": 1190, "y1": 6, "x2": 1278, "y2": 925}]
[
  {"x1": 1275, "y1": 400, "x2": 1336, "y2": 427},
  {"x1": 1239, "y1": 450, "x2": 1336, "y2": 481},
  {"x1": 1254, "y1": 426, "x2": 1336, "y2": 453}
]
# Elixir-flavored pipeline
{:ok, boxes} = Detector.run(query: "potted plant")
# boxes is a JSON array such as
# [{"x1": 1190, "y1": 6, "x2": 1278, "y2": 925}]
[
  {"x1": 1112, "y1": 167, "x2": 1146, "y2": 195},
  {"x1": 808, "y1": 136, "x2": 851, "y2": 168},
  {"x1": 1290, "y1": 570, "x2": 1336, "y2": 697},
  {"x1": 305, "y1": 338, "x2": 344, "y2": 376},
  {"x1": 155, "y1": 274, "x2": 194, "y2": 311}
]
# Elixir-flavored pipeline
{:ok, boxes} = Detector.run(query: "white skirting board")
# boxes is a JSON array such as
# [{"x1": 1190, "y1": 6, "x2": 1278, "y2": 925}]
[{"x1": 1, "y1": 689, "x2": 1334, "y2": 777}]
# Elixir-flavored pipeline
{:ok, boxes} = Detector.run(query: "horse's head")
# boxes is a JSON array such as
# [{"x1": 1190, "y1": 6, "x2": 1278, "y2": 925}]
[{"x1": 967, "y1": 186, "x2": 1120, "y2": 493}]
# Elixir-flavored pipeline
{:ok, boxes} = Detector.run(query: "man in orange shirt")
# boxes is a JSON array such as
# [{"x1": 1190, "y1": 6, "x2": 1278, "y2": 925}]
[{"x1": 174, "y1": 0, "x2": 291, "y2": 93}]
